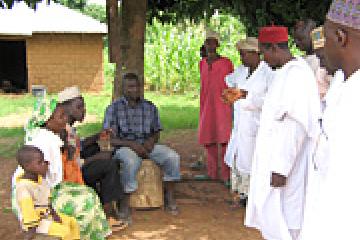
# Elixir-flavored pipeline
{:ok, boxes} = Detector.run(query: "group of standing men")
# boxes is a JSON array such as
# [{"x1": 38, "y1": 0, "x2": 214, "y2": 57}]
[{"x1": 198, "y1": 0, "x2": 360, "y2": 239}]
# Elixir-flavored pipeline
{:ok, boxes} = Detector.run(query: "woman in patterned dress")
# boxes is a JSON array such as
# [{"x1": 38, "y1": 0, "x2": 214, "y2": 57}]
[{"x1": 12, "y1": 96, "x2": 112, "y2": 239}]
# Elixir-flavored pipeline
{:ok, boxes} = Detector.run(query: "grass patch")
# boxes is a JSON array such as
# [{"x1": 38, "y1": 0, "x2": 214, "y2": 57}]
[
  {"x1": 2, "y1": 207, "x2": 12, "y2": 214},
  {"x1": 0, "y1": 127, "x2": 24, "y2": 138},
  {"x1": 0, "y1": 92, "x2": 199, "y2": 158},
  {"x1": 0, "y1": 127, "x2": 24, "y2": 158},
  {"x1": 0, "y1": 95, "x2": 35, "y2": 117},
  {"x1": 77, "y1": 122, "x2": 103, "y2": 137},
  {"x1": 78, "y1": 92, "x2": 199, "y2": 136}
]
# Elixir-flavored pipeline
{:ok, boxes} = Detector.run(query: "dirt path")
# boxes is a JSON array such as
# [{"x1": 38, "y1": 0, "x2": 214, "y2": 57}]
[{"x1": 0, "y1": 129, "x2": 262, "y2": 240}]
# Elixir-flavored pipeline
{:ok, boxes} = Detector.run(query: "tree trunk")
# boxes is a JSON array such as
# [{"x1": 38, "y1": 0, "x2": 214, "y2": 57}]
[
  {"x1": 106, "y1": 0, "x2": 119, "y2": 64},
  {"x1": 107, "y1": 0, "x2": 147, "y2": 100}
]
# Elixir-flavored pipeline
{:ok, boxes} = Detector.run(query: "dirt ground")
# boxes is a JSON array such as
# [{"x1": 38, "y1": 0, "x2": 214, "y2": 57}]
[{"x1": 0, "y1": 129, "x2": 262, "y2": 240}]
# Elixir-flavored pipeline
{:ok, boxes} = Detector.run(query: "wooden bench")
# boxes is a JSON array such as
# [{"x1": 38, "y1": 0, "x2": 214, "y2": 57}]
[
  {"x1": 130, "y1": 159, "x2": 164, "y2": 209},
  {"x1": 32, "y1": 234, "x2": 59, "y2": 240}
]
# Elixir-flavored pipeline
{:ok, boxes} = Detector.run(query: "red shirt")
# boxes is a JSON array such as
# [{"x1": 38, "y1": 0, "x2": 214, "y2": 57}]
[{"x1": 198, "y1": 57, "x2": 234, "y2": 144}]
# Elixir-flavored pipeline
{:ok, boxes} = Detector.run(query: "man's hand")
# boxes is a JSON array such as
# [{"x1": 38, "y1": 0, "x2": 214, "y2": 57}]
[
  {"x1": 222, "y1": 88, "x2": 247, "y2": 104},
  {"x1": 98, "y1": 129, "x2": 114, "y2": 141},
  {"x1": 143, "y1": 132, "x2": 159, "y2": 155},
  {"x1": 143, "y1": 140, "x2": 155, "y2": 153},
  {"x1": 129, "y1": 142, "x2": 149, "y2": 158},
  {"x1": 271, "y1": 172, "x2": 287, "y2": 187},
  {"x1": 143, "y1": 137, "x2": 155, "y2": 153}
]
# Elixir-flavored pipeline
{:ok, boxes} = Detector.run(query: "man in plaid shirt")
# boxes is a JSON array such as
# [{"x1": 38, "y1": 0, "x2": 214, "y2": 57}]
[{"x1": 103, "y1": 73, "x2": 181, "y2": 223}]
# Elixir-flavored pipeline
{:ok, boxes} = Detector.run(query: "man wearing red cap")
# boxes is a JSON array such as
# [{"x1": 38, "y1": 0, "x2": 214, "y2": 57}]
[
  {"x1": 198, "y1": 31, "x2": 234, "y2": 183},
  {"x1": 245, "y1": 25, "x2": 321, "y2": 240},
  {"x1": 300, "y1": 1, "x2": 360, "y2": 239}
]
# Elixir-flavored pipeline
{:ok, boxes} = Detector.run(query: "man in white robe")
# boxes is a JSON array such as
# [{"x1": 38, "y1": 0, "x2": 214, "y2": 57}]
[
  {"x1": 300, "y1": 1, "x2": 360, "y2": 239},
  {"x1": 245, "y1": 25, "x2": 321, "y2": 240},
  {"x1": 223, "y1": 37, "x2": 273, "y2": 204}
]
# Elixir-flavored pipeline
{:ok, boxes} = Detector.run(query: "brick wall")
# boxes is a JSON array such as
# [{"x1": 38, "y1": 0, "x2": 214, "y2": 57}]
[{"x1": 26, "y1": 33, "x2": 104, "y2": 93}]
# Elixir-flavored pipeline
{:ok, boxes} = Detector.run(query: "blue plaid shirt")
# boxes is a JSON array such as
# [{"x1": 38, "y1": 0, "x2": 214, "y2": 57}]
[{"x1": 103, "y1": 97, "x2": 162, "y2": 144}]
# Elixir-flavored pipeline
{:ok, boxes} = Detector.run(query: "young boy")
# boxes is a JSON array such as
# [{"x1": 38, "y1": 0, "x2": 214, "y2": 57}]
[{"x1": 15, "y1": 145, "x2": 80, "y2": 240}]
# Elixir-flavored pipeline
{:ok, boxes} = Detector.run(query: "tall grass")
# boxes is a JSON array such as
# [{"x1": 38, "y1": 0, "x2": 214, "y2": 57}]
[
  {"x1": 145, "y1": 13, "x2": 246, "y2": 93},
  {"x1": 80, "y1": 5, "x2": 246, "y2": 93},
  {"x1": 100, "y1": 11, "x2": 302, "y2": 93}
]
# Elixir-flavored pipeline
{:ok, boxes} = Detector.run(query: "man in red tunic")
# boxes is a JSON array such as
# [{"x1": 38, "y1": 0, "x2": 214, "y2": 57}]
[{"x1": 199, "y1": 30, "x2": 234, "y2": 182}]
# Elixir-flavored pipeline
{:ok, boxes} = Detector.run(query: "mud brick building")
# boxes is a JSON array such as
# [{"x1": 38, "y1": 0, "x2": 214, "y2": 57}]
[{"x1": 0, "y1": 1, "x2": 107, "y2": 93}]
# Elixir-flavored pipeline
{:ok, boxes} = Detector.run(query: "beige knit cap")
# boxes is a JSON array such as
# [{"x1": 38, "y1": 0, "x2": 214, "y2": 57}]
[
  {"x1": 58, "y1": 86, "x2": 81, "y2": 103},
  {"x1": 206, "y1": 29, "x2": 220, "y2": 42},
  {"x1": 236, "y1": 37, "x2": 259, "y2": 52}
]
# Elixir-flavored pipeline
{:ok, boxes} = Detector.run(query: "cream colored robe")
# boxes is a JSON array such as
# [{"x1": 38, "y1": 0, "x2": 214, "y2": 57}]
[
  {"x1": 300, "y1": 69, "x2": 360, "y2": 240},
  {"x1": 225, "y1": 61, "x2": 273, "y2": 174},
  {"x1": 245, "y1": 57, "x2": 321, "y2": 240}
]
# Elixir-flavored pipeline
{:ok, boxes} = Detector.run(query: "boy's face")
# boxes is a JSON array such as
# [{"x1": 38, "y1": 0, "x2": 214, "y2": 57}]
[{"x1": 26, "y1": 151, "x2": 48, "y2": 177}]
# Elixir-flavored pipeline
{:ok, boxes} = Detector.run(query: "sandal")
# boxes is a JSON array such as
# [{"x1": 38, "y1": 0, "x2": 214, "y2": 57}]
[
  {"x1": 108, "y1": 217, "x2": 128, "y2": 232},
  {"x1": 193, "y1": 174, "x2": 210, "y2": 181},
  {"x1": 229, "y1": 201, "x2": 243, "y2": 210},
  {"x1": 223, "y1": 180, "x2": 231, "y2": 189},
  {"x1": 189, "y1": 161, "x2": 205, "y2": 171},
  {"x1": 165, "y1": 204, "x2": 179, "y2": 216}
]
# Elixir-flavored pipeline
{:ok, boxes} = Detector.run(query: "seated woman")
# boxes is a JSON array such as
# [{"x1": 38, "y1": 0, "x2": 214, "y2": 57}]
[{"x1": 11, "y1": 96, "x2": 117, "y2": 240}]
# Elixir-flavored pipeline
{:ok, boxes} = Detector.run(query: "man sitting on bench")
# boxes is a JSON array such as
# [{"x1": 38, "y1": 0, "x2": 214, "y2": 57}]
[{"x1": 103, "y1": 72, "x2": 181, "y2": 223}]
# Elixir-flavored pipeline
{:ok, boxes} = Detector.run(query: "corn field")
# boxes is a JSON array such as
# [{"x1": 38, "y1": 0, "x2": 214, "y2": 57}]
[
  {"x1": 105, "y1": 13, "x2": 302, "y2": 93},
  {"x1": 144, "y1": 13, "x2": 246, "y2": 93}
]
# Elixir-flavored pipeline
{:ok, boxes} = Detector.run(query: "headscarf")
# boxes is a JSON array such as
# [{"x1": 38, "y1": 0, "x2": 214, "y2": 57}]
[{"x1": 24, "y1": 96, "x2": 57, "y2": 142}]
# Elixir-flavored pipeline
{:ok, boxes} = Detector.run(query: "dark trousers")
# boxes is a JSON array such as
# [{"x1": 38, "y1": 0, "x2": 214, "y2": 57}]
[{"x1": 81, "y1": 144, "x2": 123, "y2": 204}]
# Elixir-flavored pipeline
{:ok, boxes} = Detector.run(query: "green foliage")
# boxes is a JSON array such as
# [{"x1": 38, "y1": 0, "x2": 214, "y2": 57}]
[
  {"x1": 145, "y1": 18, "x2": 203, "y2": 92},
  {"x1": 0, "y1": 0, "x2": 40, "y2": 9},
  {"x1": 148, "y1": 0, "x2": 333, "y2": 35},
  {"x1": 103, "y1": 45, "x2": 116, "y2": 92},
  {"x1": 3, "y1": 0, "x2": 332, "y2": 36},
  {"x1": 82, "y1": 4, "x2": 106, "y2": 23},
  {"x1": 54, "y1": 0, "x2": 106, "y2": 23},
  {"x1": 98, "y1": 12, "x2": 246, "y2": 93},
  {"x1": 53, "y1": 0, "x2": 86, "y2": 10},
  {"x1": 145, "y1": 13, "x2": 246, "y2": 93}
]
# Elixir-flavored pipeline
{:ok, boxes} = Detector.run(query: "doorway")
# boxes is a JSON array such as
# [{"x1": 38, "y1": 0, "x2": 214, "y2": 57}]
[{"x1": 0, "y1": 40, "x2": 27, "y2": 93}]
